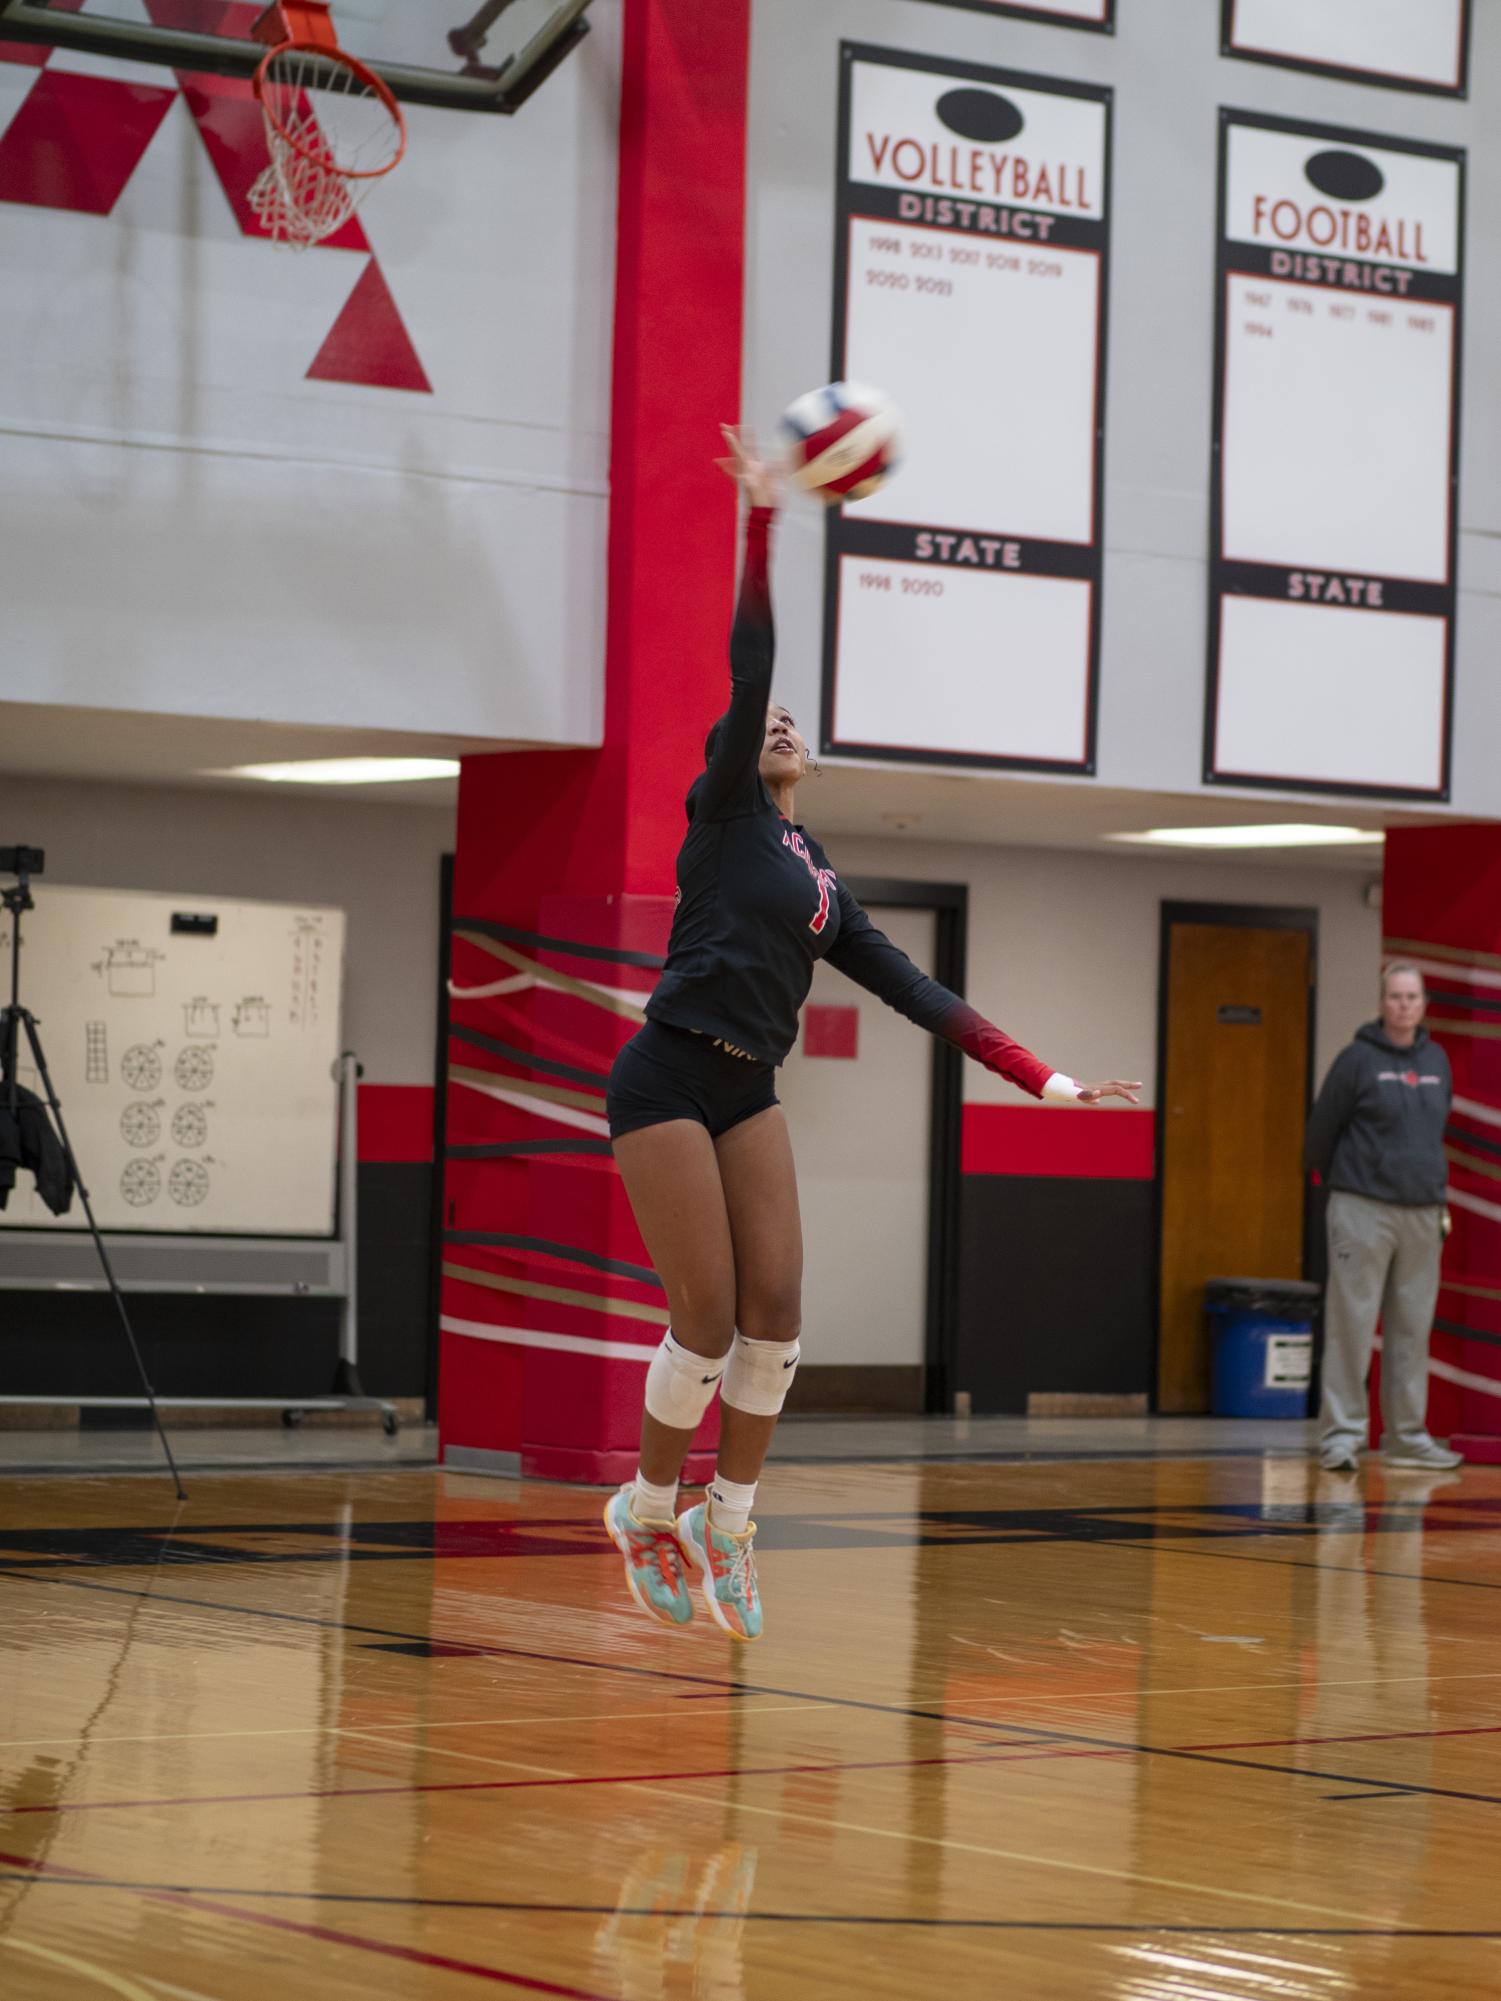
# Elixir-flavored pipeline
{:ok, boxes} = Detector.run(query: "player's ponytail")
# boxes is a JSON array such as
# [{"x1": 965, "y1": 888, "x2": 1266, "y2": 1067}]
[{"x1": 704, "y1": 715, "x2": 727, "y2": 766}]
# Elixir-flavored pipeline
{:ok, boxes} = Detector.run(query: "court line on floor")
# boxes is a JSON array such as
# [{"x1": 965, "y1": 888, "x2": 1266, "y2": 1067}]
[
  {"x1": 268, "y1": 1735, "x2": 1444, "y2": 1930},
  {"x1": 0, "y1": 1850, "x2": 617, "y2": 2001},
  {"x1": 1182, "y1": 1723, "x2": 1501, "y2": 1752},
  {"x1": 4, "y1": 1878, "x2": 1501, "y2": 1938},
  {"x1": 1086, "y1": 1533, "x2": 1501, "y2": 1594},
  {"x1": 0, "y1": 1936, "x2": 157, "y2": 2001},
  {"x1": 0, "y1": 1744, "x2": 1103, "y2": 1822},
  {"x1": 6, "y1": 1566, "x2": 1501, "y2": 1812},
  {"x1": 0, "y1": 1703, "x2": 825, "y2": 1755}
]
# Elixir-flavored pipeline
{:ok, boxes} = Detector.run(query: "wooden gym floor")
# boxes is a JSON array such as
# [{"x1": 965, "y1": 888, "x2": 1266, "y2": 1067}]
[{"x1": 1, "y1": 1452, "x2": 1499, "y2": 1999}]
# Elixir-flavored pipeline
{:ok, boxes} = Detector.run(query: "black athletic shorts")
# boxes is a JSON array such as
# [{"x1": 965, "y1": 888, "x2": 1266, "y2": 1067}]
[{"x1": 607, "y1": 1020, "x2": 779, "y2": 1143}]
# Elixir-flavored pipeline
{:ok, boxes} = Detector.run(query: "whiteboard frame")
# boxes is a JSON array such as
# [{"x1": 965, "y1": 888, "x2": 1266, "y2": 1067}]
[
  {"x1": 1221, "y1": 0, "x2": 1471, "y2": 101},
  {"x1": 1204, "y1": 108, "x2": 1465, "y2": 802},
  {"x1": 916, "y1": 0, "x2": 1114, "y2": 32},
  {"x1": 821, "y1": 42, "x2": 1112, "y2": 775},
  {"x1": 0, "y1": 883, "x2": 345, "y2": 1237}
]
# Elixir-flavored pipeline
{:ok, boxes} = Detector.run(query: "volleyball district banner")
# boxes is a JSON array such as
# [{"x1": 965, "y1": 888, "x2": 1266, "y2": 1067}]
[
  {"x1": 918, "y1": 0, "x2": 1113, "y2": 30},
  {"x1": 1206, "y1": 112, "x2": 1464, "y2": 800},
  {"x1": 1222, "y1": 0, "x2": 1471, "y2": 98},
  {"x1": 823, "y1": 46, "x2": 1111, "y2": 774}
]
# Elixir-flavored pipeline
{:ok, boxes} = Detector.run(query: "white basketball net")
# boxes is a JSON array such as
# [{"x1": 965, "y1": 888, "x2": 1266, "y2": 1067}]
[{"x1": 249, "y1": 44, "x2": 404, "y2": 249}]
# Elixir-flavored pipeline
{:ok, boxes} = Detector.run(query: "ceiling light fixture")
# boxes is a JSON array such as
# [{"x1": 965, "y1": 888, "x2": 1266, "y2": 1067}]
[
  {"x1": 1106, "y1": 823, "x2": 1385, "y2": 850},
  {"x1": 209, "y1": 758, "x2": 462, "y2": 785}
]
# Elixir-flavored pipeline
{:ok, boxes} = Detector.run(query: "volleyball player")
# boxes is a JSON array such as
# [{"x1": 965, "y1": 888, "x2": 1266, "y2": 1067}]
[{"x1": 603, "y1": 429, "x2": 1140, "y2": 1640}]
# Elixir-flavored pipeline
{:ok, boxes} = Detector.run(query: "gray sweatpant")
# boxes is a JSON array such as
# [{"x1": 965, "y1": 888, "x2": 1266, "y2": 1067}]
[{"x1": 1320, "y1": 1188, "x2": 1445, "y2": 1457}]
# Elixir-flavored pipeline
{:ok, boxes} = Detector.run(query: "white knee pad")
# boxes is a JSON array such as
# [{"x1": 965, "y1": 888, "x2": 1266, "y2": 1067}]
[
  {"x1": 644, "y1": 1331, "x2": 725, "y2": 1430},
  {"x1": 721, "y1": 1332, "x2": 800, "y2": 1417}
]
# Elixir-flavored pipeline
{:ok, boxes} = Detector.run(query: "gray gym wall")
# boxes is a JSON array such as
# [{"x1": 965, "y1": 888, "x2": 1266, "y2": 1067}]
[{"x1": 744, "y1": 0, "x2": 1501, "y2": 816}]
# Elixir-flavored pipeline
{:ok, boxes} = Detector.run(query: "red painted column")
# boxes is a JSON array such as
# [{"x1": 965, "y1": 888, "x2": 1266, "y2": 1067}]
[
  {"x1": 1379, "y1": 825, "x2": 1501, "y2": 1462},
  {"x1": 437, "y1": 0, "x2": 752, "y2": 1480}
]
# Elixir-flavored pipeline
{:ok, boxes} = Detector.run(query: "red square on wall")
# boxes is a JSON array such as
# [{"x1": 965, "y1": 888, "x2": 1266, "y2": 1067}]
[{"x1": 803, "y1": 1005, "x2": 859, "y2": 1059}]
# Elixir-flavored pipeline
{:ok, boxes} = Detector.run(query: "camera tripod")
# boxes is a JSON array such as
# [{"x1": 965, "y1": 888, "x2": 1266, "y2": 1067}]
[{"x1": 1, "y1": 850, "x2": 185, "y2": 1497}]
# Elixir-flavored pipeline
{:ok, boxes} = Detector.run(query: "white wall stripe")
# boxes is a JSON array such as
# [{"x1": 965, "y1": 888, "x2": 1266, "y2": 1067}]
[
  {"x1": 440, "y1": 1313, "x2": 653, "y2": 1363},
  {"x1": 451, "y1": 1074, "x2": 612, "y2": 1137},
  {"x1": 449, "y1": 973, "x2": 535, "y2": 999},
  {"x1": 1446, "y1": 1186, "x2": 1501, "y2": 1225},
  {"x1": 1375, "y1": 1334, "x2": 1501, "y2": 1402},
  {"x1": 1451, "y1": 1094, "x2": 1501, "y2": 1132},
  {"x1": 1403, "y1": 957, "x2": 1501, "y2": 995}
]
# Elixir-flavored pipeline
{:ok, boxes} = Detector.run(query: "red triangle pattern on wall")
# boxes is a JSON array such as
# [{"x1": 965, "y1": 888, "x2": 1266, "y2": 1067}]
[
  {"x1": 307, "y1": 258, "x2": 433, "y2": 394},
  {"x1": 0, "y1": 0, "x2": 431, "y2": 394}
]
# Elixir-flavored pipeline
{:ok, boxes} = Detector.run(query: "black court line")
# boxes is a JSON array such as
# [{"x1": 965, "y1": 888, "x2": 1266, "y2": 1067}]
[
  {"x1": 4, "y1": 1565, "x2": 1501, "y2": 1812},
  {"x1": 0, "y1": 1876, "x2": 1497, "y2": 1936},
  {"x1": 1078, "y1": 1531, "x2": 1501, "y2": 1595},
  {"x1": 769, "y1": 1446, "x2": 1320, "y2": 1466}
]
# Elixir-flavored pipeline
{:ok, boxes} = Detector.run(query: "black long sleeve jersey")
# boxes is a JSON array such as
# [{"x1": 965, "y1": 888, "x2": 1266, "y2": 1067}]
[{"x1": 645, "y1": 510, "x2": 1053, "y2": 1097}]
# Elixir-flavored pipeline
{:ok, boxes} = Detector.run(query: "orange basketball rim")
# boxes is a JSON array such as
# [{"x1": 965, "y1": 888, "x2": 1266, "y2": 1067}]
[{"x1": 249, "y1": 0, "x2": 407, "y2": 248}]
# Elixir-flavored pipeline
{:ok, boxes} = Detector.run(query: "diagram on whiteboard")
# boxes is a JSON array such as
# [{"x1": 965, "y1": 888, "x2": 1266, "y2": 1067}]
[
  {"x1": 183, "y1": 998, "x2": 220, "y2": 1039},
  {"x1": 174, "y1": 1046, "x2": 215, "y2": 1093},
  {"x1": 120, "y1": 1159, "x2": 162, "y2": 1207},
  {"x1": 169, "y1": 1159, "x2": 212, "y2": 1208},
  {"x1": 120, "y1": 1043, "x2": 164, "y2": 1092},
  {"x1": 172, "y1": 1103, "x2": 210, "y2": 1149},
  {"x1": 0, "y1": 886, "x2": 345, "y2": 1236},
  {"x1": 234, "y1": 999, "x2": 271, "y2": 1038},
  {"x1": 85, "y1": 1022, "x2": 109, "y2": 1083},
  {"x1": 97, "y1": 940, "x2": 163, "y2": 997},
  {"x1": 120, "y1": 1102, "x2": 162, "y2": 1149}
]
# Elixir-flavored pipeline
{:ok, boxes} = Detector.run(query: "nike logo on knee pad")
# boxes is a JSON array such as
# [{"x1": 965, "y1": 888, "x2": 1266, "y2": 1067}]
[{"x1": 702, "y1": 1370, "x2": 724, "y2": 1385}]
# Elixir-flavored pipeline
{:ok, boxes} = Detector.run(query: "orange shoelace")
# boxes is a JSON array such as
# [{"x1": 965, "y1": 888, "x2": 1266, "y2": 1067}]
[{"x1": 630, "y1": 1524, "x2": 682, "y2": 1590}]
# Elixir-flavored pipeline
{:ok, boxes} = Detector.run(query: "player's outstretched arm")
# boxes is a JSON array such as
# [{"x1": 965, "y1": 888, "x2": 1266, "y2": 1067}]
[
  {"x1": 695, "y1": 430, "x2": 782, "y2": 821},
  {"x1": 826, "y1": 884, "x2": 1139, "y2": 1104}
]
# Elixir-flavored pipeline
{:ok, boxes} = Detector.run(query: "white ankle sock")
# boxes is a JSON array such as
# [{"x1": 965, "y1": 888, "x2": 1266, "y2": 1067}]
[
  {"x1": 630, "y1": 1472, "x2": 678, "y2": 1525},
  {"x1": 708, "y1": 1473, "x2": 757, "y2": 1536}
]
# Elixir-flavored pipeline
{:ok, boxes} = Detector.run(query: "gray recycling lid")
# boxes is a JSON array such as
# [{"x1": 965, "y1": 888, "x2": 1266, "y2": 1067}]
[{"x1": 1205, "y1": 1277, "x2": 1322, "y2": 1309}]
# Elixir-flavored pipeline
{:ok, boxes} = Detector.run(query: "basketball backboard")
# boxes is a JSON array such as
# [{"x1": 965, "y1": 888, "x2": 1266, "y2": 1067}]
[{"x1": 0, "y1": 0, "x2": 593, "y2": 111}]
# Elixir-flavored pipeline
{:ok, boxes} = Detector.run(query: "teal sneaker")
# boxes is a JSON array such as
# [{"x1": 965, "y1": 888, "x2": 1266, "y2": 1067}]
[
  {"x1": 603, "y1": 1487, "x2": 694, "y2": 1628},
  {"x1": 676, "y1": 1501, "x2": 762, "y2": 1642}
]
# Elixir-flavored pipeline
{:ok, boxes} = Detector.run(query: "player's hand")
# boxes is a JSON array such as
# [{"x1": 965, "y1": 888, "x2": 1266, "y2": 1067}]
[
  {"x1": 717, "y1": 425, "x2": 782, "y2": 511},
  {"x1": 1077, "y1": 1080, "x2": 1142, "y2": 1106}
]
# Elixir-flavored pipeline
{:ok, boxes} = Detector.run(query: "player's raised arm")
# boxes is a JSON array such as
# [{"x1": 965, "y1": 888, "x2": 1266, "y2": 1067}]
[{"x1": 694, "y1": 429, "x2": 782, "y2": 821}]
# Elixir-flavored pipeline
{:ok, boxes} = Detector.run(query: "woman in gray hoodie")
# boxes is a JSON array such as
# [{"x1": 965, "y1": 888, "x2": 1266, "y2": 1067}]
[{"x1": 1305, "y1": 962, "x2": 1460, "y2": 1474}]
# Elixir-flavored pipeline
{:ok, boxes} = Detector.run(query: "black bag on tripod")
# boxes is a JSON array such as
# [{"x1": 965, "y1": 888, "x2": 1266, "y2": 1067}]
[{"x1": 0, "y1": 1082, "x2": 75, "y2": 1215}]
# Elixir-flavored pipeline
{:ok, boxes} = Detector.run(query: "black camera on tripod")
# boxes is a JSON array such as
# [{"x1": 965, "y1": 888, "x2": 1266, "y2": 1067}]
[{"x1": 0, "y1": 845, "x2": 44, "y2": 881}]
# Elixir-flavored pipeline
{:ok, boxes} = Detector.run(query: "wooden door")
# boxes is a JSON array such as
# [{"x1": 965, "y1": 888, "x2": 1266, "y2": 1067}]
[{"x1": 1158, "y1": 921, "x2": 1311, "y2": 1412}]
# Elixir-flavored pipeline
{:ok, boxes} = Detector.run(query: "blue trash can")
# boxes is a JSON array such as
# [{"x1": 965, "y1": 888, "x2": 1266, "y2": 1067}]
[{"x1": 1205, "y1": 1278, "x2": 1321, "y2": 1418}]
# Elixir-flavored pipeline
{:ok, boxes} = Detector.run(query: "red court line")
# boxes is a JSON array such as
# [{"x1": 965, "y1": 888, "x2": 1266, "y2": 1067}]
[
  {"x1": 0, "y1": 1848, "x2": 614, "y2": 2000},
  {"x1": 1181, "y1": 1724, "x2": 1501, "y2": 1753}
]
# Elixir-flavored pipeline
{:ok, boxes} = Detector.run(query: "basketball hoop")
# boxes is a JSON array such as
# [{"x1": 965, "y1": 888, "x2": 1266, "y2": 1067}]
[{"x1": 248, "y1": 2, "x2": 406, "y2": 248}]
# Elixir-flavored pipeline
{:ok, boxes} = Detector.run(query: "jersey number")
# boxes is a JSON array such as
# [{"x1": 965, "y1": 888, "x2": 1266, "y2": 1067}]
[
  {"x1": 809, "y1": 868, "x2": 834, "y2": 936},
  {"x1": 784, "y1": 827, "x2": 836, "y2": 935}
]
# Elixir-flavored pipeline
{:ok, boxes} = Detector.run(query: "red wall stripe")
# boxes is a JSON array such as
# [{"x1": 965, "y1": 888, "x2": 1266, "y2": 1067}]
[
  {"x1": 962, "y1": 1104, "x2": 1156, "y2": 1179},
  {"x1": 358, "y1": 1084, "x2": 434, "y2": 1164}
]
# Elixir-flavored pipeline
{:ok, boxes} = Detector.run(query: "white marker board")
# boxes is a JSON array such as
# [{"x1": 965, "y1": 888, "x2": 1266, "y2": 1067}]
[
  {"x1": 0, "y1": 885, "x2": 344, "y2": 1235},
  {"x1": 824, "y1": 44, "x2": 1110, "y2": 774},
  {"x1": 1206, "y1": 113, "x2": 1463, "y2": 799},
  {"x1": 1223, "y1": 0, "x2": 1470, "y2": 97}
]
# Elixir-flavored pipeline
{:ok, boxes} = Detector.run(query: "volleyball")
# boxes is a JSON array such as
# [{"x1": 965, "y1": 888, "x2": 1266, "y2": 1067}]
[{"x1": 780, "y1": 381, "x2": 900, "y2": 503}]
